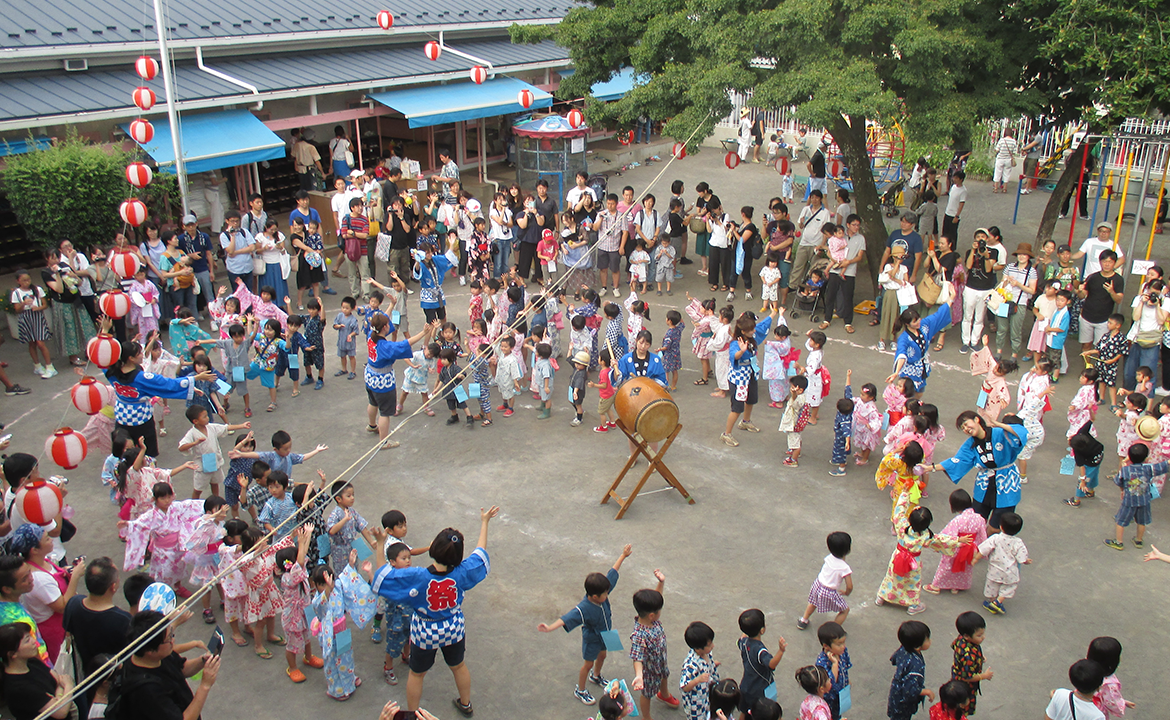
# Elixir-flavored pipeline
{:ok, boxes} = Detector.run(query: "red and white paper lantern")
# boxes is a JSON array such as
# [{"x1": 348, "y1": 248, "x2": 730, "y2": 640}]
[
  {"x1": 99, "y1": 289, "x2": 131, "y2": 319},
  {"x1": 517, "y1": 89, "x2": 534, "y2": 109},
  {"x1": 776, "y1": 156, "x2": 790, "y2": 175},
  {"x1": 376, "y1": 10, "x2": 393, "y2": 30},
  {"x1": 672, "y1": 143, "x2": 687, "y2": 159},
  {"x1": 110, "y1": 251, "x2": 141, "y2": 280},
  {"x1": 46, "y1": 428, "x2": 87, "y2": 471},
  {"x1": 132, "y1": 87, "x2": 156, "y2": 111},
  {"x1": 423, "y1": 41, "x2": 441, "y2": 61},
  {"x1": 14, "y1": 480, "x2": 64, "y2": 525},
  {"x1": 70, "y1": 376, "x2": 111, "y2": 415},
  {"x1": 128, "y1": 119, "x2": 154, "y2": 144},
  {"x1": 119, "y1": 198, "x2": 147, "y2": 226},
  {"x1": 828, "y1": 158, "x2": 843, "y2": 177},
  {"x1": 725, "y1": 152, "x2": 741, "y2": 170},
  {"x1": 87, "y1": 334, "x2": 121, "y2": 369},
  {"x1": 567, "y1": 108, "x2": 584, "y2": 129},
  {"x1": 469, "y1": 66, "x2": 487, "y2": 84},
  {"x1": 125, "y1": 162, "x2": 152, "y2": 188},
  {"x1": 135, "y1": 56, "x2": 159, "y2": 81}
]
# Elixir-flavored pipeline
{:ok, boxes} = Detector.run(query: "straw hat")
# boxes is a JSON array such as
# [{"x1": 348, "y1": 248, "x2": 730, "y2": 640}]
[
  {"x1": 740, "y1": 108, "x2": 751, "y2": 117},
  {"x1": 571, "y1": 350, "x2": 592, "y2": 367},
  {"x1": 1136, "y1": 415, "x2": 1159, "y2": 442}
]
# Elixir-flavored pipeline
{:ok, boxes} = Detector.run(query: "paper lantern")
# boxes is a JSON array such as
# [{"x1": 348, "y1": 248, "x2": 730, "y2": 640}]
[
  {"x1": 128, "y1": 119, "x2": 154, "y2": 144},
  {"x1": 517, "y1": 89, "x2": 534, "y2": 109},
  {"x1": 125, "y1": 162, "x2": 152, "y2": 188},
  {"x1": 828, "y1": 158, "x2": 843, "y2": 176},
  {"x1": 14, "y1": 480, "x2": 63, "y2": 525},
  {"x1": 567, "y1": 108, "x2": 584, "y2": 129},
  {"x1": 110, "y1": 251, "x2": 141, "y2": 280},
  {"x1": 135, "y1": 56, "x2": 159, "y2": 81},
  {"x1": 469, "y1": 66, "x2": 487, "y2": 84},
  {"x1": 725, "y1": 152, "x2": 741, "y2": 170},
  {"x1": 120, "y1": 198, "x2": 147, "y2": 226},
  {"x1": 87, "y1": 334, "x2": 121, "y2": 369},
  {"x1": 376, "y1": 10, "x2": 393, "y2": 30},
  {"x1": 423, "y1": 41, "x2": 441, "y2": 61},
  {"x1": 139, "y1": 583, "x2": 177, "y2": 615},
  {"x1": 46, "y1": 428, "x2": 87, "y2": 470},
  {"x1": 99, "y1": 289, "x2": 132, "y2": 319},
  {"x1": 776, "y1": 156, "x2": 790, "y2": 175},
  {"x1": 131, "y1": 86, "x2": 156, "y2": 111},
  {"x1": 71, "y1": 376, "x2": 111, "y2": 415},
  {"x1": 672, "y1": 143, "x2": 687, "y2": 159}
]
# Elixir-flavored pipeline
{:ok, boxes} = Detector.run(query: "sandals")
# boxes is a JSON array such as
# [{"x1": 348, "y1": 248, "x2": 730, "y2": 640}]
[
  {"x1": 693, "y1": 377, "x2": 710, "y2": 386},
  {"x1": 481, "y1": 419, "x2": 493, "y2": 427},
  {"x1": 255, "y1": 647, "x2": 273, "y2": 659},
  {"x1": 1064, "y1": 498, "x2": 1081, "y2": 506},
  {"x1": 932, "y1": 342, "x2": 944, "y2": 352},
  {"x1": 266, "y1": 403, "x2": 277, "y2": 412},
  {"x1": 922, "y1": 584, "x2": 940, "y2": 595},
  {"x1": 269, "y1": 635, "x2": 286, "y2": 646},
  {"x1": 845, "y1": 325, "x2": 855, "y2": 334},
  {"x1": 424, "y1": 408, "x2": 436, "y2": 417},
  {"x1": 290, "y1": 390, "x2": 301, "y2": 398},
  {"x1": 244, "y1": 408, "x2": 253, "y2": 418},
  {"x1": 287, "y1": 668, "x2": 307, "y2": 683},
  {"x1": 232, "y1": 636, "x2": 249, "y2": 647},
  {"x1": 818, "y1": 321, "x2": 831, "y2": 330}
]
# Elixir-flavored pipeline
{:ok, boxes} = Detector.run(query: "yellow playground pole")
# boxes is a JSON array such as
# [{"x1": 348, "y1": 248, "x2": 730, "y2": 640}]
[
  {"x1": 1145, "y1": 148, "x2": 1170, "y2": 261},
  {"x1": 1113, "y1": 151, "x2": 1135, "y2": 250}
]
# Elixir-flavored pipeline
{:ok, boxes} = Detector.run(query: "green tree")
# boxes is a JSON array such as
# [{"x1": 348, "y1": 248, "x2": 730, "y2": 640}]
[
  {"x1": 1008, "y1": 0, "x2": 1170, "y2": 242},
  {"x1": 514, "y1": 0, "x2": 1035, "y2": 280},
  {"x1": 2, "y1": 133, "x2": 177, "y2": 249}
]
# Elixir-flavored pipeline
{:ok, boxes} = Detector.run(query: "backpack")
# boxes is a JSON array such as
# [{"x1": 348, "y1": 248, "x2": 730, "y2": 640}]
[
  {"x1": 104, "y1": 665, "x2": 160, "y2": 720},
  {"x1": 818, "y1": 366, "x2": 832, "y2": 399},
  {"x1": 793, "y1": 403, "x2": 812, "y2": 432}
]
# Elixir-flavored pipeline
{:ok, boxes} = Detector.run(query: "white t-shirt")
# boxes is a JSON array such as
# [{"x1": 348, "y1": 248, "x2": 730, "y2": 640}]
[
  {"x1": 566, "y1": 186, "x2": 596, "y2": 208},
  {"x1": 707, "y1": 214, "x2": 731, "y2": 249},
  {"x1": 68, "y1": 252, "x2": 94, "y2": 296},
  {"x1": 22, "y1": 569, "x2": 62, "y2": 623},
  {"x1": 1, "y1": 490, "x2": 64, "y2": 562},
  {"x1": 332, "y1": 188, "x2": 362, "y2": 228},
  {"x1": 1079, "y1": 238, "x2": 1123, "y2": 276},
  {"x1": 633, "y1": 209, "x2": 662, "y2": 241},
  {"x1": 797, "y1": 205, "x2": 830, "y2": 247},
  {"x1": 945, "y1": 184, "x2": 968, "y2": 217},
  {"x1": 329, "y1": 136, "x2": 351, "y2": 162},
  {"x1": 10, "y1": 286, "x2": 45, "y2": 309},
  {"x1": 489, "y1": 206, "x2": 513, "y2": 240},
  {"x1": 1129, "y1": 294, "x2": 1170, "y2": 334},
  {"x1": 181, "y1": 423, "x2": 230, "y2": 476},
  {"x1": 816, "y1": 554, "x2": 852, "y2": 590},
  {"x1": 1045, "y1": 689, "x2": 1104, "y2": 720}
]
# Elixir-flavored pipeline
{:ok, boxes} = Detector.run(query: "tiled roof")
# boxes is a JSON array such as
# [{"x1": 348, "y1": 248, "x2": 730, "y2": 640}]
[
  {"x1": 0, "y1": 0, "x2": 570, "y2": 49},
  {"x1": 0, "y1": 39, "x2": 569, "y2": 125}
]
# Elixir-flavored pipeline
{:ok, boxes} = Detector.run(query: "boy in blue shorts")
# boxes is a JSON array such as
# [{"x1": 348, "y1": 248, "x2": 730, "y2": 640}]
[{"x1": 538, "y1": 543, "x2": 633, "y2": 705}]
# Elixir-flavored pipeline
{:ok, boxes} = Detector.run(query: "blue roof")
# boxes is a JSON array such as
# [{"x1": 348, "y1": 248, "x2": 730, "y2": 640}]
[
  {"x1": 0, "y1": 136, "x2": 51, "y2": 157},
  {"x1": 558, "y1": 67, "x2": 642, "y2": 101},
  {"x1": 368, "y1": 77, "x2": 552, "y2": 128},
  {"x1": 120, "y1": 109, "x2": 285, "y2": 174}
]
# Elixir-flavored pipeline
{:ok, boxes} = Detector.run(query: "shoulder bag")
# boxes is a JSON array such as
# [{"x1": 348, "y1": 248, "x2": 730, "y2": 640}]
[{"x1": 916, "y1": 272, "x2": 943, "y2": 305}]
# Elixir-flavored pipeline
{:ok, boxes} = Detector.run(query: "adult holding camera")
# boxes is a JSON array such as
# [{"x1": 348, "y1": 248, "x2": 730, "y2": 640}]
[
  {"x1": 1124, "y1": 280, "x2": 1168, "y2": 390},
  {"x1": 788, "y1": 190, "x2": 830, "y2": 298},
  {"x1": 959, "y1": 229, "x2": 1004, "y2": 354},
  {"x1": 219, "y1": 211, "x2": 256, "y2": 290},
  {"x1": 705, "y1": 203, "x2": 734, "y2": 294},
  {"x1": 118, "y1": 610, "x2": 220, "y2": 720},
  {"x1": 6, "y1": 525, "x2": 83, "y2": 664}
]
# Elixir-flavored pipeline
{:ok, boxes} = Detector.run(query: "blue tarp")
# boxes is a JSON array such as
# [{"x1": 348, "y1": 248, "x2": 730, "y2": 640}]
[
  {"x1": 0, "y1": 137, "x2": 51, "y2": 157},
  {"x1": 559, "y1": 67, "x2": 642, "y2": 101},
  {"x1": 120, "y1": 109, "x2": 285, "y2": 174},
  {"x1": 368, "y1": 77, "x2": 552, "y2": 129}
]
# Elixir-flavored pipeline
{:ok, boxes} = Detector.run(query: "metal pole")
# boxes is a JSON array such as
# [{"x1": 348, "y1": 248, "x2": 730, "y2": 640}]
[
  {"x1": 1145, "y1": 145, "x2": 1170, "y2": 261},
  {"x1": 1112, "y1": 150, "x2": 1135, "y2": 250},
  {"x1": 1126, "y1": 143, "x2": 1155, "y2": 275},
  {"x1": 1089, "y1": 138, "x2": 1109, "y2": 231},
  {"x1": 153, "y1": 0, "x2": 189, "y2": 216}
]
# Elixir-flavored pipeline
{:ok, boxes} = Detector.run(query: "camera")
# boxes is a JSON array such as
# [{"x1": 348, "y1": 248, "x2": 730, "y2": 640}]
[{"x1": 977, "y1": 239, "x2": 987, "y2": 252}]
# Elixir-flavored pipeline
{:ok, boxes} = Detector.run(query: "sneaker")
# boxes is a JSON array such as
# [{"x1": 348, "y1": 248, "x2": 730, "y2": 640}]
[
  {"x1": 1134, "y1": 539, "x2": 1144, "y2": 548},
  {"x1": 371, "y1": 627, "x2": 383, "y2": 643},
  {"x1": 452, "y1": 699, "x2": 474, "y2": 718},
  {"x1": 589, "y1": 673, "x2": 609, "y2": 686},
  {"x1": 726, "y1": 291, "x2": 735, "y2": 301},
  {"x1": 1156, "y1": 387, "x2": 1170, "y2": 396},
  {"x1": 667, "y1": 290, "x2": 673, "y2": 296},
  {"x1": 383, "y1": 667, "x2": 398, "y2": 685},
  {"x1": 459, "y1": 276, "x2": 467, "y2": 286},
  {"x1": 570, "y1": 418, "x2": 583, "y2": 427},
  {"x1": 983, "y1": 600, "x2": 1003, "y2": 614},
  {"x1": 1059, "y1": 213, "x2": 1067, "y2": 219},
  {"x1": 447, "y1": 416, "x2": 461, "y2": 425},
  {"x1": 4, "y1": 384, "x2": 31, "y2": 396},
  {"x1": 738, "y1": 421, "x2": 760, "y2": 433},
  {"x1": 466, "y1": 416, "x2": 475, "y2": 429},
  {"x1": 959, "y1": 344, "x2": 971, "y2": 355},
  {"x1": 314, "y1": 379, "x2": 323, "y2": 390},
  {"x1": 907, "y1": 603, "x2": 927, "y2": 615},
  {"x1": 796, "y1": 617, "x2": 810, "y2": 630},
  {"x1": 674, "y1": 271, "x2": 684, "y2": 279},
  {"x1": 829, "y1": 468, "x2": 846, "y2": 477},
  {"x1": 323, "y1": 287, "x2": 338, "y2": 295},
  {"x1": 783, "y1": 457, "x2": 798, "y2": 467},
  {"x1": 680, "y1": 257, "x2": 694, "y2": 265},
  {"x1": 745, "y1": 292, "x2": 753, "y2": 300},
  {"x1": 593, "y1": 424, "x2": 609, "y2": 433},
  {"x1": 497, "y1": 404, "x2": 509, "y2": 412},
  {"x1": 32, "y1": 364, "x2": 44, "y2": 376},
  {"x1": 1020, "y1": 475, "x2": 1028, "y2": 484},
  {"x1": 720, "y1": 432, "x2": 739, "y2": 447},
  {"x1": 1104, "y1": 539, "x2": 1125, "y2": 550},
  {"x1": 574, "y1": 688, "x2": 597, "y2": 706},
  {"x1": 41, "y1": 365, "x2": 58, "y2": 379},
  {"x1": 656, "y1": 691, "x2": 680, "y2": 709},
  {"x1": 606, "y1": 421, "x2": 617, "y2": 428},
  {"x1": 877, "y1": 341, "x2": 886, "y2": 352},
  {"x1": 503, "y1": 408, "x2": 514, "y2": 417},
  {"x1": 656, "y1": 290, "x2": 662, "y2": 296},
  {"x1": 334, "y1": 370, "x2": 348, "y2": 377},
  {"x1": 202, "y1": 609, "x2": 215, "y2": 624},
  {"x1": 612, "y1": 287, "x2": 621, "y2": 297},
  {"x1": 300, "y1": 376, "x2": 313, "y2": 386}
]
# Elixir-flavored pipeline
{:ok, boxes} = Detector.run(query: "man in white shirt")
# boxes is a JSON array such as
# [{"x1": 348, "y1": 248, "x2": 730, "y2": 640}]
[
  {"x1": 788, "y1": 190, "x2": 830, "y2": 294},
  {"x1": 992, "y1": 130, "x2": 1019, "y2": 193},
  {"x1": 429, "y1": 149, "x2": 460, "y2": 204},
  {"x1": 565, "y1": 171, "x2": 596, "y2": 211},
  {"x1": 291, "y1": 129, "x2": 324, "y2": 191},
  {"x1": 942, "y1": 170, "x2": 968, "y2": 242},
  {"x1": 1074, "y1": 221, "x2": 1124, "y2": 276},
  {"x1": 1044, "y1": 660, "x2": 1106, "y2": 720}
]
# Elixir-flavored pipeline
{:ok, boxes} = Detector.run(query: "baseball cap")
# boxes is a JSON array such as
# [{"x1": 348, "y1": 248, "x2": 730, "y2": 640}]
[{"x1": 182, "y1": 214, "x2": 197, "y2": 225}]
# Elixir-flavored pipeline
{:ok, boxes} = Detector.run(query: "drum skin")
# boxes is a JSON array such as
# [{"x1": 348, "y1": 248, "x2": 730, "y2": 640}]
[{"x1": 614, "y1": 377, "x2": 679, "y2": 442}]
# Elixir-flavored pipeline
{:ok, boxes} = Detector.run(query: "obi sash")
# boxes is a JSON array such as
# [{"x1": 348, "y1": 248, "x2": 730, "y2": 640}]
[
  {"x1": 892, "y1": 544, "x2": 922, "y2": 576},
  {"x1": 951, "y1": 533, "x2": 977, "y2": 572}
]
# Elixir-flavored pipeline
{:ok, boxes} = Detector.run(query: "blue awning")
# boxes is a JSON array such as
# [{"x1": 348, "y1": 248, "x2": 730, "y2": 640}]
[
  {"x1": 0, "y1": 137, "x2": 51, "y2": 157},
  {"x1": 557, "y1": 67, "x2": 642, "y2": 101},
  {"x1": 120, "y1": 109, "x2": 285, "y2": 174},
  {"x1": 368, "y1": 77, "x2": 552, "y2": 129}
]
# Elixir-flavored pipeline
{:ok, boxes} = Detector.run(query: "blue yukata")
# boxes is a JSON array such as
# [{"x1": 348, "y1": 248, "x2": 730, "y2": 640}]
[
  {"x1": 559, "y1": 568, "x2": 618, "y2": 661},
  {"x1": 413, "y1": 252, "x2": 454, "y2": 316},
  {"x1": 616, "y1": 351, "x2": 669, "y2": 387},
  {"x1": 294, "y1": 314, "x2": 326, "y2": 370},
  {"x1": 168, "y1": 319, "x2": 212, "y2": 361},
  {"x1": 816, "y1": 648, "x2": 851, "y2": 720},
  {"x1": 312, "y1": 565, "x2": 378, "y2": 699},
  {"x1": 893, "y1": 303, "x2": 951, "y2": 393},
  {"x1": 105, "y1": 367, "x2": 196, "y2": 428},
  {"x1": 326, "y1": 507, "x2": 369, "y2": 570},
  {"x1": 660, "y1": 323, "x2": 684, "y2": 374},
  {"x1": 372, "y1": 547, "x2": 490, "y2": 654},
  {"x1": 939, "y1": 424, "x2": 1029, "y2": 511},
  {"x1": 258, "y1": 495, "x2": 298, "y2": 540},
  {"x1": 832, "y1": 385, "x2": 854, "y2": 465},
  {"x1": 887, "y1": 646, "x2": 926, "y2": 720}
]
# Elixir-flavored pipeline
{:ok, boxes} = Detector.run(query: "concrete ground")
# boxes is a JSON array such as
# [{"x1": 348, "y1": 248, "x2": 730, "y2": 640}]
[{"x1": 2, "y1": 150, "x2": 1168, "y2": 720}]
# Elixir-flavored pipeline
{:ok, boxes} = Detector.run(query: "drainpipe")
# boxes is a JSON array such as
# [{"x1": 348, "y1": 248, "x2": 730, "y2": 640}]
[{"x1": 196, "y1": 47, "x2": 263, "y2": 110}]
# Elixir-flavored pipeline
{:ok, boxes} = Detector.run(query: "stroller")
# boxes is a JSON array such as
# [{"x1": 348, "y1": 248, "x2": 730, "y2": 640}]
[
  {"x1": 881, "y1": 178, "x2": 907, "y2": 217},
  {"x1": 587, "y1": 174, "x2": 608, "y2": 203},
  {"x1": 789, "y1": 254, "x2": 831, "y2": 321}
]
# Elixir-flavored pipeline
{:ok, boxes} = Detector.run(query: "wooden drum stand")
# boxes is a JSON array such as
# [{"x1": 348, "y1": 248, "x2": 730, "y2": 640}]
[{"x1": 600, "y1": 419, "x2": 693, "y2": 519}]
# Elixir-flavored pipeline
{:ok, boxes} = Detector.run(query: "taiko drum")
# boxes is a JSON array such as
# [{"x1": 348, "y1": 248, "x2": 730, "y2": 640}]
[{"x1": 614, "y1": 377, "x2": 678, "y2": 443}]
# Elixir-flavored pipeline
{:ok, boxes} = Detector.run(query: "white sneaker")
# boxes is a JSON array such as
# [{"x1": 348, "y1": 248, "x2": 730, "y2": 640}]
[
  {"x1": 570, "y1": 418, "x2": 582, "y2": 427},
  {"x1": 726, "y1": 291, "x2": 735, "y2": 301},
  {"x1": 1156, "y1": 387, "x2": 1170, "y2": 397},
  {"x1": 459, "y1": 276, "x2": 466, "y2": 286},
  {"x1": 745, "y1": 292, "x2": 753, "y2": 300},
  {"x1": 612, "y1": 287, "x2": 621, "y2": 297},
  {"x1": 32, "y1": 364, "x2": 44, "y2": 376},
  {"x1": 41, "y1": 365, "x2": 58, "y2": 379},
  {"x1": 877, "y1": 341, "x2": 886, "y2": 352}
]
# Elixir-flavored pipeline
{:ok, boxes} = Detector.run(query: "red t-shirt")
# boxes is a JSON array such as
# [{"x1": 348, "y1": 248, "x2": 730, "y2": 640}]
[{"x1": 598, "y1": 367, "x2": 616, "y2": 399}]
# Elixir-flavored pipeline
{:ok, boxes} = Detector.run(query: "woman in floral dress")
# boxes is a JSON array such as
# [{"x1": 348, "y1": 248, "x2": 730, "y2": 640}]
[{"x1": 875, "y1": 492, "x2": 966, "y2": 615}]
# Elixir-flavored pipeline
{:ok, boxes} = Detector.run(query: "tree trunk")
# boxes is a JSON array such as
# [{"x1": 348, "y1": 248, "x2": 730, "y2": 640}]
[
  {"x1": 833, "y1": 115, "x2": 888, "y2": 286},
  {"x1": 1037, "y1": 142, "x2": 1090, "y2": 244}
]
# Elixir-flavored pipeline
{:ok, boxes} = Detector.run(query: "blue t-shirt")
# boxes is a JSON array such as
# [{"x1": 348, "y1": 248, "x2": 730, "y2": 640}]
[
  {"x1": 289, "y1": 207, "x2": 322, "y2": 230},
  {"x1": 1048, "y1": 306, "x2": 1070, "y2": 349},
  {"x1": 886, "y1": 230, "x2": 923, "y2": 273},
  {"x1": 257, "y1": 450, "x2": 305, "y2": 479},
  {"x1": 179, "y1": 231, "x2": 213, "y2": 273},
  {"x1": 560, "y1": 568, "x2": 618, "y2": 646}
]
